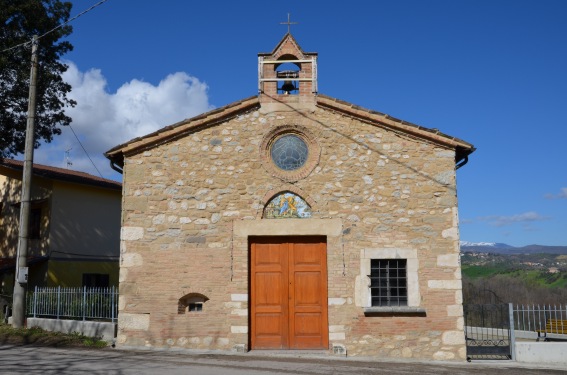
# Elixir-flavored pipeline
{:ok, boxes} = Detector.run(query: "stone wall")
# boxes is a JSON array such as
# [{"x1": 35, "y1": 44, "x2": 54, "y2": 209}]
[
  {"x1": 117, "y1": 100, "x2": 465, "y2": 360},
  {"x1": 27, "y1": 318, "x2": 116, "y2": 342}
]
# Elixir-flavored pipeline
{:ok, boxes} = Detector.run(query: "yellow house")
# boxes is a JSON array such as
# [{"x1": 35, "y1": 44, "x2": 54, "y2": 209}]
[{"x1": 0, "y1": 159, "x2": 121, "y2": 299}]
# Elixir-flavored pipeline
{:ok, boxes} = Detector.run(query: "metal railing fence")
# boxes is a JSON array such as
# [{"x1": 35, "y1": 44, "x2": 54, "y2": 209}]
[
  {"x1": 513, "y1": 304, "x2": 567, "y2": 335},
  {"x1": 463, "y1": 303, "x2": 514, "y2": 360},
  {"x1": 26, "y1": 286, "x2": 118, "y2": 323}
]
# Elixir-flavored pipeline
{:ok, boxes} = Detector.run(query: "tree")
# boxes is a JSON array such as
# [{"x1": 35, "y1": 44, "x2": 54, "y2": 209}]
[{"x1": 0, "y1": 0, "x2": 75, "y2": 158}]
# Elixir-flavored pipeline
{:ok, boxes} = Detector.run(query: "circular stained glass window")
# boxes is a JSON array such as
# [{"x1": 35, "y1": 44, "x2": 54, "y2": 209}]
[{"x1": 270, "y1": 134, "x2": 309, "y2": 171}]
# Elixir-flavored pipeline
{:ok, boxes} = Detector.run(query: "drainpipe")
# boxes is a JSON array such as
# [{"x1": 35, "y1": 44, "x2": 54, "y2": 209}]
[
  {"x1": 456, "y1": 155, "x2": 469, "y2": 170},
  {"x1": 109, "y1": 160, "x2": 123, "y2": 174}
]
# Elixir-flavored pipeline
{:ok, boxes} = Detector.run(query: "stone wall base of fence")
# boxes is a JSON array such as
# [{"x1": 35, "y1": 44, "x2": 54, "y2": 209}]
[
  {"x1": 515, "y1": 342, "x2": 567, "y2": 365},
  {"x1": 27, "y1": 318, "x2": 116, "y2": 342}
]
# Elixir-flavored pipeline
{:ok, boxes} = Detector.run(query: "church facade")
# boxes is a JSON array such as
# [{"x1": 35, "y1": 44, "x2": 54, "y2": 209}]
[{"x1": 105, "y1": 34, "x2": 475, "y2": 360}]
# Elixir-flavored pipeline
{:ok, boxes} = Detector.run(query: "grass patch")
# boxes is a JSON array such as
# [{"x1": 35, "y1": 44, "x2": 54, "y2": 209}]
[
  {"x1": 515, "y1": 270, "x2": 567, "y2": 288},
  {"x1": 462, "y1": 265, "x2": 504, "y2": 278},
  {"x1": 465, "y1": 266, "x2": 567, "y2": 289},
  {"x1": 0, "y1": 323, "x2": 108, "y2": 348}
]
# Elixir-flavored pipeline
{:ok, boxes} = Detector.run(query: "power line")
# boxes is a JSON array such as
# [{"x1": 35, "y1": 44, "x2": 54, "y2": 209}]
[
  {"x1": 1, "y1": 0, "x2": 110, "y2": 54},
  {"x1": 68, "y1": 124, "x2": 105, "y2": 179},
  {"x1": 39, "y1": 0, "x2": 109, "y2": 41},
  {"x1": 2, "y1": 0, "x2": 109, "y2": 179},
  {"x1": 1, "y1": 40, "x2": 32, "y2": 54}
]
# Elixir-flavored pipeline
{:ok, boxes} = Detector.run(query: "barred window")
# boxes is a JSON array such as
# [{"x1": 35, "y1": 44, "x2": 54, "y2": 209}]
[{"x1": 370, "y1": 259, "x2": 408, "y2": 307}]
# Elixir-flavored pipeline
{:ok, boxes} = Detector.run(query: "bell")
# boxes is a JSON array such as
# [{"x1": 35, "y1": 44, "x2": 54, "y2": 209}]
[
  {"x1": 277, "y1": 70, "x2": 299, "y2": 94},
  {"x1": 281, "y1": 80, "x2": 296, "y2": 94}
]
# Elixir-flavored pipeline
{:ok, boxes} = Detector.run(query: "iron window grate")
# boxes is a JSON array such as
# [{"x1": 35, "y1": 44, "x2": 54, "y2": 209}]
[{"x1": 370, "y1": 259, "x2": 408, "y2": 307}]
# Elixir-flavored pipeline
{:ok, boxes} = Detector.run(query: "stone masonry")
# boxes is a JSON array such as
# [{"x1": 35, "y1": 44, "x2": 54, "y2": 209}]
[{"x1": 108, "y1": 33, "x2": 474, "y2": 361}]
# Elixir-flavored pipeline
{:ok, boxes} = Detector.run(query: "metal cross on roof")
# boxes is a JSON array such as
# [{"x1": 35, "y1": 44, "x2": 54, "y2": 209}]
[{"x1": 280, "y1": 13, "x2": 298, "y2": 34}]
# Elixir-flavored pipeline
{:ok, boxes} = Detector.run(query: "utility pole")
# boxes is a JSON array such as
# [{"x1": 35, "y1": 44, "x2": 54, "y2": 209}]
[{"x1": 12, "y1": 35, "x2": 39, "y2": 328}]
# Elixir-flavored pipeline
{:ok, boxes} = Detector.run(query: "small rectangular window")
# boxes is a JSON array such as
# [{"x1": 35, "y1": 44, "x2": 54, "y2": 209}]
[
  {"x1": 188, "y1": 303, "x2": 203, "y2": 312},
  {"x1": 370, "y1": 259, "x2": 407, "y2": 307},
  {"x1": 29, "y1": 208, "x2": 41, "y2": 239},
  {"x1": 82, "y1": 273, "x2": 110, "y2": 288}
]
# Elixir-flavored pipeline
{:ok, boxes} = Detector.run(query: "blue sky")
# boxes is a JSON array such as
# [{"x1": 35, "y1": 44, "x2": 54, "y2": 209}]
[{"x1": 24, "y1": 0, "x2": 566, "y2": 246}]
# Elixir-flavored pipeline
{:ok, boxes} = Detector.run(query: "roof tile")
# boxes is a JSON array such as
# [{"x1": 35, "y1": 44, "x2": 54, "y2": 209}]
[{"x1": 0, "y1": 159, "x2": 122, "y2": 190}]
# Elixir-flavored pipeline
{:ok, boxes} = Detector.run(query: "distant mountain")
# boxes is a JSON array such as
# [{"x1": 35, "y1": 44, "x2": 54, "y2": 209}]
[
  {"x1": 459, "y1": 241, "x2": 513, "y2": 248},
  {"x1": 460, "y1": 241, "x2": 567, "y2": 255}
]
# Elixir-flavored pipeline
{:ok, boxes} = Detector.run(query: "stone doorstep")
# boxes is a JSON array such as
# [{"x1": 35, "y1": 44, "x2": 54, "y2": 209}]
[{"x1": 247, "y1": 349, "x2": 334, "y2": 358}]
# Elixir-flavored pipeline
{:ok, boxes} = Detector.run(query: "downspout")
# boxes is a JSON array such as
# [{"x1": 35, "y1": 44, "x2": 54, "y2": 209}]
[
  {"x1": 110, "y1": 160, "x2": 123, "y2": 174},
  {"x1": 456, "y1": 155, "x2": 469, "y2": 170}
]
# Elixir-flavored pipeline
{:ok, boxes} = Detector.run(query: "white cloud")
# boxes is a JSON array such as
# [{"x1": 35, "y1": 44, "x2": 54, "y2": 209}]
[
  {"x1": 478, "y1": 211, "x2": 549, "y2": 227},
  {"x1": 34, "y1": 62, "x2": 213, "y2": 180},
  {"x1": 544, "y1": 188, "x2": 567, "y2": 200}
]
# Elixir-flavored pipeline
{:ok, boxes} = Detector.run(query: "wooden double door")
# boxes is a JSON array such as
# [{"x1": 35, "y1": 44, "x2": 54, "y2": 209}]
[{"x1": 250, "y1": 236, "x2": 328, "y2": 350}]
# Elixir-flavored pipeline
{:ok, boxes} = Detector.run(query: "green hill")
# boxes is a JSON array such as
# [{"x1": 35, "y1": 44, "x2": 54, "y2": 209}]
[{"x1": 461, "y1": 251, "x2": 567, "y2": 304}]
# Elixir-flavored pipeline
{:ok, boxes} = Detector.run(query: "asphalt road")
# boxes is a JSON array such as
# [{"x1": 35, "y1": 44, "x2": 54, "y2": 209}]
[{"x1": 0, "y1": 345, "x2": 565, "y2": 375}]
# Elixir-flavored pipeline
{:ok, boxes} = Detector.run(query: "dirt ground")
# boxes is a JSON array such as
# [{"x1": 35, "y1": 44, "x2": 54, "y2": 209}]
[{"x1": 0, "y1": 325, "x2": 108, "y2": 348}]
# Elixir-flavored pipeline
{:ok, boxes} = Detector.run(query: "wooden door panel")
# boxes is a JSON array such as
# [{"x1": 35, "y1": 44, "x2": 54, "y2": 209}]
[
  {"x1": 251, "y1": 237, "x2": 327, "y2": 350},
  {"x1": 293, "y1": 272, "x2": 322, "y2": 305},
  {"x1": 254, "y1": 273, "x2": 284, "y2": 307},
  {"x1": 293, "y1": 244, "x2": 323, "y2": 265},
  {"x1": 251, "y1": 241, "x2": 288, "y2": 349},
  {"x1": 294, "y1": 313, "x2": 323, "y2": 334},
  {"x1": 255, "y1": 242, "x2": 286, "y2": 265},
  {"x1": 289, "y1": 240, "x2": 328, "y2": 349},
  {"x1": 254, "y1": 313, "x2": 286, "y2": 348}
]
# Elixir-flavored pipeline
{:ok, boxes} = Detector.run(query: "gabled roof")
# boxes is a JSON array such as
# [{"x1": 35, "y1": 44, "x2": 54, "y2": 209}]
[
  {"x1": 0, "y1": 159, "x2": 122, "y2": 190},
  {"x1": 316, "y1": 95, "x2": 475, "y2": 164},
  {"x1": 104, "y1": 93, "x2": 474, "y2": 168},
  {"x1": 105, "y1": 96, "x2": 261, "y2": 168},
  {"x1": 258, "y1": 33, "x2": 317, "y2": 57}
]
